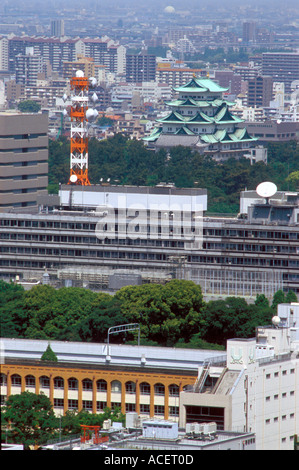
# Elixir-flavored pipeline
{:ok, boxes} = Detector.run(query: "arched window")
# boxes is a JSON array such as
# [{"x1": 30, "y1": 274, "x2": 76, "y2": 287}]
[
  {"x1": 11, "y1": 374, "x2": 21, "y2": 386},
  {"x1": 97, "y1": 379, "x2": 107, "y2": 392},
  {"x1": 111, "y1": 380, "x2": 121, "y2": 393},
  {"x1": 140, "y1": 382, "x2": 150, "y2": 395},
  {"x1": 40, "y1": 375, "x2": 50, "y2": 388},
  {"x1": 169, "y1": 384, "x2": 179, "y2": 397},
  {"x1": 68, "y1": 377, "x2": 78, "y2": 390},
  {"x1": 154, "y1": 383, "x2": 165, "y2": 396},
  {"x1": 125, "y1": 381, "x2": 136, "y2": 394},
  {"x1": 54, "y1": 377, "x2": 64, "y2": 389},
  {"x1": 82, "y1": 378, "x2": 93, "y2": 391}
]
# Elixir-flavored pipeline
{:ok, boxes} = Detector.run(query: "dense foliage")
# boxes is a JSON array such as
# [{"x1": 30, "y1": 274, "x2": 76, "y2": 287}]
[
  {"x1": 48, "y1": 136, "x2": 299, "y2": 214},
  {"x1": 1, "y1": 391, "x2": 124, "y2": 449},
  {"x1": 0, "y1": 280, "x2": 288, "y2": 348}
]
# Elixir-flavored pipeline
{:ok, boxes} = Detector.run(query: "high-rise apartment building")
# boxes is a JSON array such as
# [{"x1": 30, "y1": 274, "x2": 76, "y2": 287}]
[
  {"x1": 51, "y1": 19, "x2": 65, "y2": 38},
  {"x1": 0, "y1": 112, "x2": 48, "y2": 211},
  {"x1": 262, "y1": 52, "x2": 299, "y2": 93},
  {"x1": 247, "y1": 75, "x2": 273, "y2": 107},
  {"x1": 126, "y1": 52, "x2": 156, "y2": 83},
  {"x1": 0, "y1": 37, "x2": 8, "y2": 71},
  {"x1": 15, "y1": 47, "x2": 44, "y2": 86},
  {"x1": 242, "y1": 21, "x2": 256, "y2": 43}
]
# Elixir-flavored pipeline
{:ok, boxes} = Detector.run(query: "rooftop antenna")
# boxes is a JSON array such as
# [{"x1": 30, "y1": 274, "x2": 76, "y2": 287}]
[
  {"x1": 64, "y1": 71, "x2": 97, "y2": 186},
  {"x1": 256, "y1": 181, "x2": 277, "y2": 204}
]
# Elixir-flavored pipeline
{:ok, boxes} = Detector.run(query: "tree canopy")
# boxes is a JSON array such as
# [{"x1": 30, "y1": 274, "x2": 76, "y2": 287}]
[
  {"x1": 2, "y1": 391, "x2": 57, "y2": 449},
  {"x1": 48, "y1": 136, "x2": 299, "y2": 214},
  {"x1": 0, "y1": 280, "x2": 287, "y2": 349}
]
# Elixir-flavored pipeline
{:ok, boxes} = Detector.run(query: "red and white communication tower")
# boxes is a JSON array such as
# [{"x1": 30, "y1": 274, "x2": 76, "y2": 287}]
[{"x1": 66, "y1": 70, "x2": 98, "y2": 186}]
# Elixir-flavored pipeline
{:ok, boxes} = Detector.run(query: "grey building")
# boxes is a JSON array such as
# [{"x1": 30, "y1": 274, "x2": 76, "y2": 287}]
[
  {"x1": 0, "y1": 184, "x2": 299, "y2": 297},
  {"x1": 262, "y1": 52, "x2": 299, "y2": 93},
  {"x1": 0, "y1": 112, "x2": 48, "y2": 211}
]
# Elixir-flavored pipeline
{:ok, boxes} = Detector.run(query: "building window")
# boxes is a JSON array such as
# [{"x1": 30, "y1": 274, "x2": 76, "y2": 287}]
[
  {"x1": 154, "y1": 383, "x2": 165, "y2": 396},
  {"x1": 82, "y1": 379, "x2": 93, "y2": 391},
  {"x1": 97, "y1": 379, "x2": 107, "y2": 392},
  {"x1": 54, "y1": 377, "x2": 64, "y2": 389},
  {"x1": 154, "y1": 405, "x2": 165, "y2": 416},
  {"x1": 40, "y1": 376, "x2": 50, "y2": 388},
  {"x1": 68, "y1": 399, "x2": 78, "y2": 410},
  {"x1": 25, "y1": 375, "x2": 35, "y2": 388},
  {"x1": 125, "y1": 381, "x2": 136, "y2": 394},
  {"x1": 68, "y1": 378, "x2": 78, "y2": 390},
  {"x1": 140, "y1": 382, "x2": 150, "y2": 395},
  {"x1": 11, "y1": 374, "x2": 21, "y2": 386},
  {"x1": 54, "y1": 398, "x2": 64, "y2": 409},
  {"x1": 140, "y1": 404, "x2": 150, "y2": 414}
]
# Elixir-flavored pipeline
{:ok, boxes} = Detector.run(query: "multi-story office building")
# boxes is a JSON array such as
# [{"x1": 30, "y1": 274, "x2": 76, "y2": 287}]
[
  {"x1": 262, "y1": 53, "x2": 299, "y2": 93},
  {"x1": 1, "y1": 303, "x2": 298, "y2": 450},
  {"x1": 0, "y1": 183, "x2": 299, "y2": 297},
  {"x1": 0, "y1": 112, "x2": 48, "y2": 211}
]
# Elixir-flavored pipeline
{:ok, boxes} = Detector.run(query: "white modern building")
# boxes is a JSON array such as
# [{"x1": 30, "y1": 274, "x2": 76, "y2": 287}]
[{"x1": 179, "y1": 303, "x2": 299, "y2": 450}]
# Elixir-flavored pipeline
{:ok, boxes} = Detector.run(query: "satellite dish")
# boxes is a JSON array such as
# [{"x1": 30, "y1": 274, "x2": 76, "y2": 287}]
[
  {"x1": 91, "y1": 92, "x2": 98, "y2": 103},
  {"x1": 86, "y1": 108, "x2": 96, "y2": 121},
  {"x1": 75, "y1": 70, "x2": 84, "y2": 78},
  {"x1": 70, "y1": 174, "x2": 78, "y2": 183},
  {"x1": 272, "y1": 316, "x2": 281, "y2": 327},
  {"x1": 256, "y1": 181, "x2": 277, "y2": 200},
  {"x1": 89, "y1": 77, "x2": 97, "y2": 87},
  {"x1": 62, "y1": 93, "x2": 68, "y2": 102}
]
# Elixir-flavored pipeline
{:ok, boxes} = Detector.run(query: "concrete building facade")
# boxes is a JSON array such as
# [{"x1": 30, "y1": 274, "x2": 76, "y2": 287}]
[{"x1": 0, "y1": 112, "x2": 48, "y2": 211}]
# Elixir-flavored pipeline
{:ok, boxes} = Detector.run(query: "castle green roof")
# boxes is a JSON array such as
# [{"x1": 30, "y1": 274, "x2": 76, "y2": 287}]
[{"x1": 173, "y1": 76, "x2": 228, "y2": 93}]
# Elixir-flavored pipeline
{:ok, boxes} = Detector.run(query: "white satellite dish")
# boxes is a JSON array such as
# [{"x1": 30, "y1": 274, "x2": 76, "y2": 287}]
[
  {"x1": 86, "y1": 108, "x2": 96, "y2": 121},
  {"x1": 91, "y1": 92, "x2": 98, "y2": 103},
  {"x1": 75, "y1": 70, "x2": 84, "y2": 78},
  {"x1": 272, "y1": 316, "x2": 281, "y2": 327},
  {"x1": 89, "y1": 77, "x2": 97, "y2": 87},
  {"x1": 70, "y1": 174, "x2": 78, "y2": 183},
  {"x1": 256, "y1": 181, "x2": 277, "y2": 199}
]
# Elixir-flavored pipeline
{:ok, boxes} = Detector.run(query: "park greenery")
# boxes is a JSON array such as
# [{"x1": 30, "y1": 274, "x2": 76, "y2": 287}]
[
  {"x1": 0, "y1": 279, "x2": 295, "y2": 348},
  {"x1": 48, "y1": 136, "x2": 299, "y2": 214}
]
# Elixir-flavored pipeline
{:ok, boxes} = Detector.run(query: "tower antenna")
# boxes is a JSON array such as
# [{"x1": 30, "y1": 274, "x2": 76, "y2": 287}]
[{"x1": 68, "y1": 70, "x2": 90, "y2": 186}]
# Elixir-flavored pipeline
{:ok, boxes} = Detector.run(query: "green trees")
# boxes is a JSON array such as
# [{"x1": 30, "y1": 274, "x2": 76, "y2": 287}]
[
  {"x1": 48, "y1": 136, "x2": 299, "y2": 214},
  {"x1": 2, "y1": 392, "x2": 57, "y2": 449},
  {"x1": 203, "y1": 297, "x2": 273, "y2": 346},
  {"x1": 1, "y1": 391, "x2": 124, "y2": 448},
  {"x1": 17, "y1": 100, "x2": 41, "y2": 113},
  {"x1": 0, "y1": 279, "x2": 295, "y2": 348},
  {"x1": 114, "y1": 280, "x2": 206, "y2": 346}
]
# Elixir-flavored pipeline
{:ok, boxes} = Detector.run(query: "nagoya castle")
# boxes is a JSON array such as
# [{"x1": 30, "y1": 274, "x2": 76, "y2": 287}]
[{"x1": 144, "y1": 75, "x2": 264, "y2": 162}]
